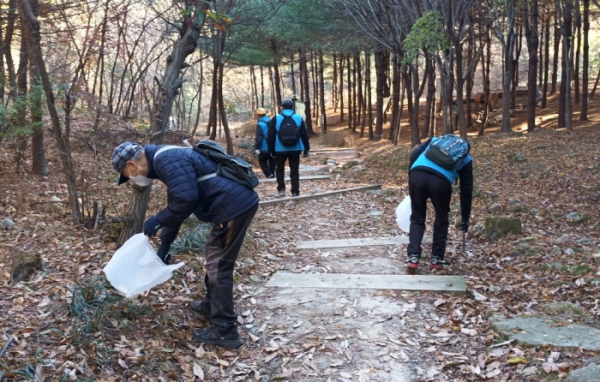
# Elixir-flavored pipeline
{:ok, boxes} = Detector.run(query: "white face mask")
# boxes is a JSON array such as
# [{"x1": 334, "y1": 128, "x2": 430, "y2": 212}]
[
  {"x1": 128, "y1": 164, "x2": 150, "y2": 187},
  {"x1": 130, "y1": 174, "x2": 150, "y2": 187}
]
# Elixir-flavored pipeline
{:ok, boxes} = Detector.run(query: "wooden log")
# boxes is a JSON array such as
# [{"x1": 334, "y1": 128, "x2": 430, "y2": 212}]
[
  {"x1": 266, "y1": 272, "x2": 467, "y2": 295},
  {"x1": 259, "y1": 184, "x2": 382, "y2": 207},
  {"x1": 295, "y1": 235, "x2": 432, "y2": 249},
  {"x1": 259, "y1": 175, "x2": 331, "y2": 183}
]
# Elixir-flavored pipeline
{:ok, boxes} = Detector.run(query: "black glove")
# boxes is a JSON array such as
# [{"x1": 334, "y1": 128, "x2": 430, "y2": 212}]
[
  {"x1": 144, "y1": 215, "x2": 161, "y2": 237},
  {"x1": 303, "y1": 150, "x2": 309, "y2": 158},
  {"x1": 461, "y1": 220, "x2": 470, "y2": 232}
]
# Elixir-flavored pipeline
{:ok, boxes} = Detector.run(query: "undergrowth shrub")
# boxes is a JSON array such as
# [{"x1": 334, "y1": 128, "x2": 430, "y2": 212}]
[{"x1": 322, "y1": 130, "x2": 356, "y2": 148}]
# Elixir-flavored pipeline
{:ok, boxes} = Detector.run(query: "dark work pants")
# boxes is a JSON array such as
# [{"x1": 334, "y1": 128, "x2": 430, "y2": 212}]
[
  {"x1": 258, "y1": 152, "x2": 276, "y2": 177},
  {"x1": 407, "y1": 170, "x2": 452, "y2": 259},
  {"x1": 275, "y1": 152, "x2": 300, "y2": 195},
  {"x1": 202, "y1": 203, "x2": 258, "y2": 329}
]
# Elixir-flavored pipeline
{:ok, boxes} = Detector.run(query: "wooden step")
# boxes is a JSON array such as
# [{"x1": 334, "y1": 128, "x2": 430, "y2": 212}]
[{"x1": 266, "y1": 272, "x2": 467, "y2": 295}]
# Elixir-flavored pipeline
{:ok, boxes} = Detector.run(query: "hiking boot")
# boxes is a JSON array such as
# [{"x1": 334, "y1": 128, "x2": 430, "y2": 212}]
[
  {"x1": 268, "y1": 174, "x2": 275, "y2": 179},
  {"x1": 406, "y1": 254, "x2": 420, "y2": 275},
  {"x1": 189, "y1": 301, "x2": 212, "y2": 321},
  {"x1": 192, "y1": 325, "x2": 242, "y2": 349},
  {"x1": 277, "y1": 190, "x2": 286, "y2": 197},
  {"x1": 430, "y1": 257, "x2": 450, "y2": 270},
  {"x1": 292, "y1": 192, "x2": 299, "y2": 197}
]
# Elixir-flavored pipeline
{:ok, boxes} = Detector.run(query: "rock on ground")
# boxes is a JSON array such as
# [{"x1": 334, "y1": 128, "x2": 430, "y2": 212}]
[
  {"x1": 490, "y1": 315, "x2": 600, "y2": 351},
  {"x1": 565, "y1": 364, "x2": 600, "y2": 382}
]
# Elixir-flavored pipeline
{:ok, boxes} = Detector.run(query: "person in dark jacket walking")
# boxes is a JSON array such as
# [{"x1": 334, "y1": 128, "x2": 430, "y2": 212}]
[
  {"x1": 254, "y1": 108, "x2": 275, "y2": 178},
  {"x1": 406, "y1": 135, "x2": 473, "y2": 274},
  {"x1": 267, "y1": 98, "x2": 310, "y2": 197},
  {"x1": 111, "y1": 142, "x2": 259, "y2": 349}
]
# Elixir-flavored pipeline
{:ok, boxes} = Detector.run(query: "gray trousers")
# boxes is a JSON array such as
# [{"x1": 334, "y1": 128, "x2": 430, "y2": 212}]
[{"x1": 202, "y1": 203, "x2": 258, "y2": 329}]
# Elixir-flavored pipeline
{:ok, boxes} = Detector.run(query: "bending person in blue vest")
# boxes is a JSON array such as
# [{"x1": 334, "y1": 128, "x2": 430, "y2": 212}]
[
  {"x1": 254, "y1": 108, "x2": 275, "y2": 178},
  {"x1": 267, "y1": 98, "x2": 310, "y2": 197},
  {"x1": 406, "y1": 134, "x2": 473, "y2": 274}
]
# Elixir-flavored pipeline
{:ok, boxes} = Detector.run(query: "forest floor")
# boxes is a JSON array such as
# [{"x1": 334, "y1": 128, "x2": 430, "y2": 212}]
[{"x1": 1, "y1": 93, "x2": 600, "y2": 381}]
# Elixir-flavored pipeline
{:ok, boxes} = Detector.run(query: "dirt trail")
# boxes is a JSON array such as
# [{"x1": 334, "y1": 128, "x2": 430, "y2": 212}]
[{"x1": 241, "y1": 147, "x2": 480, "y2": 381}]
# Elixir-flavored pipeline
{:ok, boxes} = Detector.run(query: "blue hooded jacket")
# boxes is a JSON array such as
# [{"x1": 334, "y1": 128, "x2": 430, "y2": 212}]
[
  {"x1": 254, "y1": 115, "x2": 271, "y2": 152},
  {"x1": 143, "y1": 145, "x2": 259, "y2": 243},
  {"x1": 267, "y1": 109, "x2": 310, "y2": 153}
]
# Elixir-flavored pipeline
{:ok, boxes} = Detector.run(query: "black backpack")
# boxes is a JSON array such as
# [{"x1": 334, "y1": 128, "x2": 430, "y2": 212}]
[
  {"x1": 278, "y1": 115, "x2": 300, "y2": 147},
  {"x1": 193, "y1": 140, "x2": 259, "y2": 189}
]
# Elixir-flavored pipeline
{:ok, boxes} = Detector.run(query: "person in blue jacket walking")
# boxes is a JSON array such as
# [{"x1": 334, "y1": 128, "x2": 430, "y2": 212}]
[
  {"x1": 406, "y1": 135, "x2": 473, "y2": 274},
  {"x1": 111, "y1": 141, "x2": 259, "y2": 349},
  {"x1": 254, "y1": 108, "x2": 275, "y2": 178},
  {"x1": 267, "y1": 98, "x2": 310, "y2": 197}
]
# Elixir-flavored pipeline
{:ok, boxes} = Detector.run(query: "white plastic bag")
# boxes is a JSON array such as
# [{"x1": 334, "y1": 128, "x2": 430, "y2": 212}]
[
  {"x1": 395, "y1": 195, "x2": 412, "y2": 233},
  {"x1": 103, "y1": 233, "x2": 185, "y2": 298}
]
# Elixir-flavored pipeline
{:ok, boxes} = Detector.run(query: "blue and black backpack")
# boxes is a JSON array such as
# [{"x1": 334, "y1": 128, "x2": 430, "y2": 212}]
[{"x1": 424, "y1": 134, "x2": 469, "y2": 170}]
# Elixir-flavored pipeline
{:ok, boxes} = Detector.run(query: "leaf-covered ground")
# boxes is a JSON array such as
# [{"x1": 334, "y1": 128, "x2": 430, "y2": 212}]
[{"x1": 1, "y1": 106, "x2": 600, "y2": 381}]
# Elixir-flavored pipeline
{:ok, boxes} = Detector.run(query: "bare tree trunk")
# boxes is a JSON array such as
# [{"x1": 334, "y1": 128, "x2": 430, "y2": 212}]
[
  {"x1": 365, "y1": 52, "x2": 374, "y2": 140},
  {"x1": 190, "y1": 59, "x2": 204, "y2": 138},
  {"x1": 29, "y1": 0, "x2": 46, "y2": 176},
  {"x1": 118, "y1": 0, "x2": 211, "y2": 244},
  {"x1": 465, "y1": 43, "x2": 474, "y2": 134},
  {"x1": 551, "y1": 18, "x2": 560, "y2": 94},
  {"x1": 218, "y1": 57, "x2": 233, "y2": 153},
  {"x1": 501, "y1": 30, "x2": 515, "y2": 133},
  {"x1": 268, "y1": 66, "x2": 275, "y2": 114},
  {"x1": 542, "y1": 18, "x2": 550, "y2": 109},
  {"x1": 574, "y1": 0, "x2": 581, "y2": 104},
  {"x1": 107, "y1": 8, "x2": 126, "y2": 114},
  {"x1": 356, "y1": 52, "x2": 363, "y2": 127},
  {"x1": 346, "y1": 54, "x2": 353, "y2": 130},
  {"x1": 332, "y1": 52, "x2": 338, "y2": 111},
  {"x1": 19, "y1": 0, "x2": 81, "y2": 223},
  {"x1": 511, "y1": 26, "x2": 522, "y2": 109},
  {"x1": 374, "y1": 49, "x2": 385, "y2": 141},
  {"x1": 271, "y1": 39, "x2": 282, "y2": 110},
  {"x1": 207, "y1": 61, "x2": 218, "y2": 138},
  {"x1": 339, "y1": 54, "x2": 344, "y2": 122},
  {"x1": 250, "y1": 65, "x2": 257, "y2": 113},
  {"x1": 15, "y1": 13, "x2": 29, "y2": 173},
  {"x1": 389, "y1": 55, "x2": 400, "y2": 141},
  {"x1": 92, "y1": 0, "x2": 109, "y2": 131},
  {"x1": 311, "y1": 51, "x2": 319, "y2": 123},
  {"x1": 525, "y1": 0, "x2": 539, "y2": 132},
  {"x1": 299, "y1": 46, "x2": 314, "y2": 136},
  {"x1": 3, "y1": 0, "x2": 17, "y2": 98},
  {"x1": 558, "y1": 0, "x2": 573, "y2": 130},
  {"x1": 581, "y1": 0, "x2": 589, "y2": 119},
  {"x1": 455, "y1": 44, "x2": 468, "y2": 138},
  {"x1": 402, "y1": 65, "x2": 415, "y2": 145},
  {"x1": 480, "y1": 19, "x2": 491, "y2": 136},
  {"x1": 290, "y1": 53, "x2": 296, "y2": 96},
  {"x1": 318, "y1": 49, "x2": 326, "y2": 133},
  {"x1": 260, "y1": 65, "x2": 265, "y2": 107},
  {"x1": 423, "y1": 56, "x2": 435, "y2": 139},
  {"x1": 351, "y1": 53, "x2": 358, "y2": 132},
  {"x1": 0, "y1": 1, "x2": 5, "y2": 103},
  {"x1": 409, "y1": 63, "x2": 422, "y2": 146}
]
